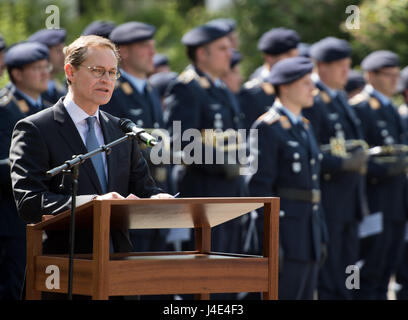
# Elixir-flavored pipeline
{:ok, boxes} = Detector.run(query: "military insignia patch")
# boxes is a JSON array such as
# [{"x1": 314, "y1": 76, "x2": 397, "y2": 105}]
[
  {"x1": 369, "y1": 97, "x2": 381, "y2": 110},
  {"x1": 17, "y1": 99, "x2": 29, "y2": 114},
  {"x1": 320, "y1": 91, "x2": 331, "y2": 103},
  {"x1": 261, "y1": 82, "x2": 275, "y2": 95},
  {"x1": 199, "y1": 77, "x2": 210, "y2": 89},
  {"x1": 279, "y1": 115, "x2": 291, "y2": 129},
  {"x1": 121, "y1": 82, "x2": 133, "y2": 95}
]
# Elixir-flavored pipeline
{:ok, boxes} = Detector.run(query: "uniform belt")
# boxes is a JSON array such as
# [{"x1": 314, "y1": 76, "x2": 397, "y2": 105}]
[{"x1": 277, "y1": 188, "x2": 321, "y2": 204}]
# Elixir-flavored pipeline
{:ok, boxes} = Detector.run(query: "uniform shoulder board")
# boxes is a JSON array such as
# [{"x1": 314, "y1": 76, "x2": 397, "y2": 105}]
[
  {"x1": 0, "y1": 88, "x2": 13, "y2": 107},
  {"x1": 279, "y1": 115, "x2": 291, "y2": 129},
  {"x1": 178, "y1": 68, "x2": 198, "y2": 84},
  {"x1": 257, "y1": 108, "x2": 280, "y2": 125},
  {"x1": 243, "y1": 77, "x2": 261, "y2": 90},
  {"x1": 349, "y1": 91, "x2": 369, "y2": 106}
]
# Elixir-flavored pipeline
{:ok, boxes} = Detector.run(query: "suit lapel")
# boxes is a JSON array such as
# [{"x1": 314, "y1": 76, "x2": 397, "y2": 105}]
[{"x1": 53, "y1": 100, "x2": 103, "y2": 194}]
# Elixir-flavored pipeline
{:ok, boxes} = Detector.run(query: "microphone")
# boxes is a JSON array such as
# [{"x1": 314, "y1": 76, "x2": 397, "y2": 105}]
[{"x1": 119, "y1": 118, "x2": 158, "y2": 147}]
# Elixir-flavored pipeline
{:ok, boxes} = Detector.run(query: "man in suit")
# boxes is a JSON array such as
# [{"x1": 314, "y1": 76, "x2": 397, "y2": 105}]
[
  {"x1": 164, "y1": 24, "x2": 245, "y2": 255},
  {"x1": 248, "y1": 56, "x2": 328, "y2": 299},
  {"x1": 302, "y1": 37, "x2": 368, "y2": 300},
  {"x1": 238, "y1": 28, "x2": 300, "y2": 131},
  {"x1": 350, "y1": 51, "x2": 408, "y2": 299},
  {"x1": 102, "y1": 22, "x2": 170, "y2": 252},
  {"x1": 9, "y1": 35, "x2": 172, "y2": 260},
  {"x1": 29, "y1": 29, "x2": 67, "y2": 104},
  {"x1": 0, "y1": 41, "x2": 52, "y2": 300}
]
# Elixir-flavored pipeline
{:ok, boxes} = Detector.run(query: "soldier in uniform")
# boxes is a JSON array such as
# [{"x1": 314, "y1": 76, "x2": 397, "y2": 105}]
[
  {"x1": 302, "y1": 37, "x2": 368, "y2": 300},
  {"x1": 350, "y1": 50, "x2": 408, "y2": 300},
  {"x1": 0, "y1": 41, "x2": 50, "y2": 299},
  {"x1": 164, "y1": 24, "x2": 245, "y2": 255},
  {"x1": 238, "y1": 28, "x2": 300, "y2": 131},
  {"x1": 248, "y1": 56, "x2": 328, "y2": 299},
  {"x1": 101, "y1": 22, "x2": 168, "y2": 252},
  {"x1": 82, "y1": 20, "x2": 116, "y2": 39},
  {"x1": 28, "y1": 29, "x2": 67, "y2": 104}
]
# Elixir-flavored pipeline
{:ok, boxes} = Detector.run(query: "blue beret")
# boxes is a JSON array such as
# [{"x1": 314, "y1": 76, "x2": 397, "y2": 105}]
[
  {"x1": 257, "y1": 28, "x2": 300, "y2": 55},
  {"x1": 397, "y1": 66, "x2": 408, "y2": 93},
  {"x1": 0, "y1": 33, "x2": 5, "y2": 51},
  {"x1": 230, "y1": 49, "x2": 242, "y2": 68},
  {"x1": 28, "y1": 29, "x2": 66, "y2": 47},
  {"x1": 149, "y1": 71, "x2": 178, "y2": 97},
  {"x1": 5, "y1": 41, "x2": 49, "y2": 68},
  {"x1": 310, "y1": 37, "x2": 351, "y2": 62},
  {"x1": 297, "y1": 42, "x2": 311, "y2": 58},
  {"x1": 182, "y1": 24, "x2": 230, "y2": 47},
  {"x1": 361, "y1": 50, "x2": 400, "y2": 71},
  {"x1": 267, "y1": 56, "x2": 313, "y2": 85},
  {"x1": 206, "y1": 18, "x2": 236, "y2": 34},
  {"x1": 109, "y1": 22, "x2": 156, "y2": 45},
  {"x1": 345, "y1": 70, "x2": 366, "y2": 93},
  {"x1": 153, "y1": 53, "x2": 169, "y2": 67},
  {"x1": 82, "y1": 20, "x2": 116, "y2": 38}
]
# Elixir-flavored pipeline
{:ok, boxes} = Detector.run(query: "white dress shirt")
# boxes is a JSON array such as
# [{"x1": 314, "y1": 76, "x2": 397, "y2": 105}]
[{"x1": 63, "y1": 92, "x2": 108, "y2": 178}]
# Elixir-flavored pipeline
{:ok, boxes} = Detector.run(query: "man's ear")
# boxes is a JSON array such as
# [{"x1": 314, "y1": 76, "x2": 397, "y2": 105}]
[
  {"x1": 65, "y1": 63, "x2": 75, "y2": 83},
  {"x1": 11, "y1": 68, "x2": 23, "y2": 84}
]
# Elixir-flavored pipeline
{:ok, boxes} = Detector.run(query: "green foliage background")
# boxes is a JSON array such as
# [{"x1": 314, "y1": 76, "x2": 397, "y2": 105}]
[{"x1": 0, "y1": 0, "x2": 407, "y2": 88}]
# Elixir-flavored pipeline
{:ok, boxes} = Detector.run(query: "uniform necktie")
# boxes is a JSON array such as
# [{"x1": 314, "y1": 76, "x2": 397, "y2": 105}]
[{"x1": 85, "y1": 116, "x2": 107, "y2": 194}]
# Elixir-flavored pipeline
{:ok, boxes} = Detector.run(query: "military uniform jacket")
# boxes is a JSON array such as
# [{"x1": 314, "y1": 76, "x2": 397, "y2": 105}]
[
  {"x1": 248, "y1": 104, "x2": 327, "y2": 261},
  {"x1": 0, "y1": 84, "x2": 51, "y2": 237},
  {"x1": 302, "y1": 79, "x2": 366, "y2": 222},
  {"x1": 101, "y1": 73, "x2": 164, "y2": 129},
  {"x1": 238, "y1": 68, "x2": 276, "y2": 131},
  {"x1": 350, "y1": 86, "x2": 408, "y2": 221},
  {"x1": 164, "y1": 65, "x2": 244, "y2": 197}
]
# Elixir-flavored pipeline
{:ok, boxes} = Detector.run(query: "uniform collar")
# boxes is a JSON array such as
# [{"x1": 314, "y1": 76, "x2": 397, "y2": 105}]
[
  {"x1": 364, "y1": 84, "x2": 391, "y2": 106},
  {"x1": 274, "y1": 100, "x2": 302, "y2": 124},
  {"x1": 14, "y1": 87, "x2": 43, "y2": 107},
  {"x1": 119, "y1": 68, "x2": 146, "y2": 94}
]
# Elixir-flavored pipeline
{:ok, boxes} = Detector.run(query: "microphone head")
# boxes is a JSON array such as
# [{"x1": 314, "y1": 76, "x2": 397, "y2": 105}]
[{"x1": 118, "y1": 118, "x2": 134, "y2": 133}]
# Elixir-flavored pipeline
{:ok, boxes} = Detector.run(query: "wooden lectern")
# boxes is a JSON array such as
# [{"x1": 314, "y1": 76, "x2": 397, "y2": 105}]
[{"x1": 26, "y1": 197, "x2": 279, "y2": 300}]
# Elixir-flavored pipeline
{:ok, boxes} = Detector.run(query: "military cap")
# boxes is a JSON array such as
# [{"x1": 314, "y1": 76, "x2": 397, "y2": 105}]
[
  {"x1": 206, "y1": 18, "x2": 236, "y2": 34},
  {"x1": 153, "y1": 53, "x2": 169, "y2": 68},
  {"x1": 257, "y1": 28, "x2": 300, "y2": 55},
  {"x1": 149, "y1": 71, "x2": 178, "y2": 97},
  {"x1": 345, "y1": 70, "x2": 366, "y2": 94},
  {"x1": 397, "y1": 66, "x2": 408, "y2": 93},
  {"x1": 0, "y1": 33, "x2": 6, "y2": 52},
  {"x1": 28, "y1": 28, "x2": 66, "y2": 47},
  {"x1": 297, "y1": 42, "x2": 311, "y2": 58},
  {"x1": 5, "y1": 41, "x2": 49, "y2": 68},
  {"x1": 82, "y1": 20, "x2": 116, "y2": 38},
  {"x1": 361, "y1": 50, "x2": 400, "y2": 71},
  {"x1": 267, "y1": 56, "x2": 313, "y2": 86},
  {"x1": 109, "y1": 22, "x2": 156, "y2": 45},
  {"x1": 230, "y1": 49, "x2": 242, "y2": 68},
  {"x1": 309, "y1": 37, "x2": 351, "y2": 62},
  {"x1": 182, "y1": 24, "x2": 229, "y2": 47}
]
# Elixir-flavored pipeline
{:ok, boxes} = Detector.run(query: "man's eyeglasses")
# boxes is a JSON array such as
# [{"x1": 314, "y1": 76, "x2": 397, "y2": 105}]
[{"x1": 82, "y1": 66, "x2": 120, "y2": 80}]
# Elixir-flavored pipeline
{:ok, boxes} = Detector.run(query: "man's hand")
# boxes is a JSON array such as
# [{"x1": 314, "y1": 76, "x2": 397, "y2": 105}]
[
  {"x1": 150, "y1": 193, "x2": 175, "y2": 199},
  {"x1": 95, "y1": 192, "x2": 125, "y2": 200}
]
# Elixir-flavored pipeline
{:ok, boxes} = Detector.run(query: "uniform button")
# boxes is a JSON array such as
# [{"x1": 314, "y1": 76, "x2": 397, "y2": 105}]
[
  {"x1": 334, "y1": 123, "x2": 342, "y2": 130},
  {"x1": 312, "y1": 174, "x2": 318, "y2": 180},
  {"x1": 313, "y1": 204, "x2": 319, "y2": 211},
  {"x1": 318, "y1": 153, "x2": 323, "y2": 161},
  {"x1": 381, "y1": 129, "x2": 388, "y2": 137},
  {"x1": 293, "y1": 152, "x2": 300, "y2": 160},
  {"x1": 279, "y1": 210, "x2": 285, "y2": 217},
  {"x1": 310, "y1": 158, "x2": 316, "y2": 165},
  {"x1": 324, "y1": 173, "x2": 331, "y2": 181}
]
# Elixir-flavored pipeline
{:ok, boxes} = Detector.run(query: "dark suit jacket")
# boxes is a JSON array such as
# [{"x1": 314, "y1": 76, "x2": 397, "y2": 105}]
[{"x1": 9, "y1": 98, "x2": 162, "y2": 253}]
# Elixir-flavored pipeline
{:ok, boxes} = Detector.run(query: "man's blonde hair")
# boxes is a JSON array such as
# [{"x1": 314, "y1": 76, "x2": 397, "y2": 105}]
[{"x1": 64, "y1": 35, "x2": 119, "y2": 84}]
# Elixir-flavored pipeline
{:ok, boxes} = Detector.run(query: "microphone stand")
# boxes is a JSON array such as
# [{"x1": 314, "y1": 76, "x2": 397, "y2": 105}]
[{"x1": 46, "y1": 132, "x2": 137, "y2": 300}]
